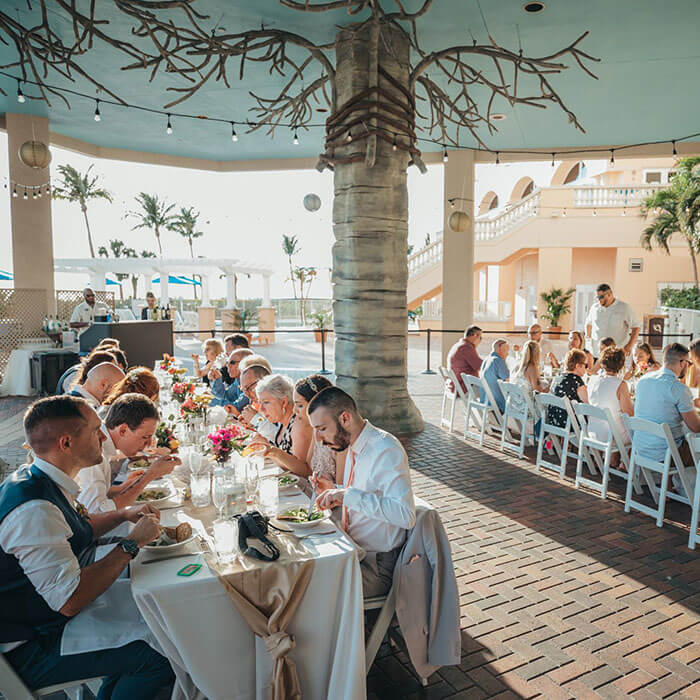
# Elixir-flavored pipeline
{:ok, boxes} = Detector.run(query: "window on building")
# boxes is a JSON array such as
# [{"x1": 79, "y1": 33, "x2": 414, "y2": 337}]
[{"x1": 644, "y1": 171, "x2": 662, "y2": 184}]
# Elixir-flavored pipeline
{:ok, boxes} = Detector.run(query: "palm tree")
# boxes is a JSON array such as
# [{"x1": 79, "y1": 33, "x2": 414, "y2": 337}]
[
  {"x1": 52, "y1": 164, "x2": 113, "y2": 258},
  {"x1": 97, "y1": 239, "x2": 137, "y2": 300},
  {"x1": 281, "y1": 234, "x2": 300, "y2": 300},
  {"x1": 169, "y1": 207, "x2": 204, "y2": 299},
  {"x1": 128, "y1": 193, "x2": 176, "y2": 256},
  {"x1": 641, "y1": 157, "x2": 700, "y2": 289},
  {"x1": 135, "y1": 250, "x2": 158, "y2": 299}
]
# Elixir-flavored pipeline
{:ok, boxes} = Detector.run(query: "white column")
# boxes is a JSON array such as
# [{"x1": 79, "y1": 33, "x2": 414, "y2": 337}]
[
  {"x1": 160, "y1": 271, "x2": 169, "y2": 305},
  {"x1": 225, "y1": 271, "x2": 236, "y2": 308},
  {"x1": 262, "y1": 275, "x2": 272, "y2": 307},
  {"x1": 88, "y1": 269, "x2": 106, "y2": 291},
  {"x1": 201, "y1": 276, "x2": 211, "y2": 306},
  {"x1": 7, "y1": 113, "x2": 55, "y2": 312},
  {"x1": 141, "y1": 273, "x2": 151, "y2": 295},
  {"x1": 442, "y1": 149, "x2": 475, "y2": 363}
]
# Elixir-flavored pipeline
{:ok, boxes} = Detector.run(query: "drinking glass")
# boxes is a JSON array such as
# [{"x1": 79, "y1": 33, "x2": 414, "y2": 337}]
[
  {"x1": 245, "y1": 458, "x2": 260, "y2": 506},
  {"x1": 227, "y1": 473, "x2": 247, "y2": 516},
  {"x1": 212, "y1": 468, "x2": 228, "y2": 519},
  {"x1": 258, "y1": 476, "x2": 279, "y2": 517},
  {"x1": 190, "y1": 471, "x2": 210, "y2": 508},
  {"x1": 189, "y1": 450, "x2": 205, "y2": 475},
  {"x1": 213, "y1": 518, "x2": 237, "y2": 561}
]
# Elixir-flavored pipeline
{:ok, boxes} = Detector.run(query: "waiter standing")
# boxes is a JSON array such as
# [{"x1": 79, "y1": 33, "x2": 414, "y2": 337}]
[
  {"x1": 69, "y1": 288, "x2": 110, "y2": 334},
  {"x1": 586, "y1": 283, "x2": 640, "y2": 356}
]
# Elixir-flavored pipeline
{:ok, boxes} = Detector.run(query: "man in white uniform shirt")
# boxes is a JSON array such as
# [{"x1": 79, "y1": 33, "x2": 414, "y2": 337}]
[
  {"x1": 586, "y1": 283, "x2": 640, "y2": 356},
  {"x1": 310, "y1": 387, "x2": 416, "y2": 596},
  {"x1": 69, "y1": 287, "x2": 111, "y2": 334},
  {"x1": 68, "y1": 362, "x2": 124, "y2": 408},
  {"x1": 78, "y1": 394, "x2": 179, "y2": 514},
  {"x1": 0, "y1": 395, "x2": 173, "y2": 697}
]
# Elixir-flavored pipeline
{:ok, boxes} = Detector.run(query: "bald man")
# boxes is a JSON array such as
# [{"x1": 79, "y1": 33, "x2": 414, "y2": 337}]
[
  {"x1": 527, "y1": 323, "x2": 556, "y2": 366},
  {"x1": 69, "y1": 287, "x2": 111, "y2": 333},
  {"x1": 68, "y1": 362, "x2": 124, "y2": 408}
]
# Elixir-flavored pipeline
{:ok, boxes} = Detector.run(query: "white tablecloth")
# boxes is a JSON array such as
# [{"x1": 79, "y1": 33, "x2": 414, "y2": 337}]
[
  {"x1": 131, "y1": 493, "x2": 367, "y2": 700},
  {"x1": 0, "y1": 344, "x2": 49, "y2": 396}
]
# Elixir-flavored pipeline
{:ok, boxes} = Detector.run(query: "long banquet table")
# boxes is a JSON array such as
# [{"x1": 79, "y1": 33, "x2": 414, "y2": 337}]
[{"x1": 130, "y1": 488, "x2": 367, "y2": 700}]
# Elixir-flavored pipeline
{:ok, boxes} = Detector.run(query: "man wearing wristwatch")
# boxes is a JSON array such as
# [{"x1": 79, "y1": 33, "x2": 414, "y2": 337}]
[{"x1": 0, "y1": 395, "x2": 174, "y2": 698}]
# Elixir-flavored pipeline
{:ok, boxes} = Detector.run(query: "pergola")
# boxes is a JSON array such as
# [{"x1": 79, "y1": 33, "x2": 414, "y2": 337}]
[
  {"x1": 2, "y1": 0, "x2": 700, "y2": 432},
  {"x1": 54, "y1": 257, "x2": 274, "y2": 308}
]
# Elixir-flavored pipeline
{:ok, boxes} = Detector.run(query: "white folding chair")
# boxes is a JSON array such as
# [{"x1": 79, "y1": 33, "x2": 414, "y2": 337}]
[
  {"x1": 438, "y1": 366, "x2": 465, "y2": 433},
  {"x1": 685, "y1": 434, "x2": 700, "y2": 549},
  {"x1": 479, "y1": 377, "x2": 505, "y2": 440},
  {"x1": 0, "y1": 653, "x2": 102, "y2": 699},
  {"x1": 534, "y1": 394, "x2": 579, "y2": 479},
  {"x1": 574, "y1": 403, "x2": 641, "y2": 499},
  {"x1": 623, "y1": 416, "x2": 689, "y2": 527},
  {"x1": 461, "y1": 374, "x2": 490, "y2": 445},
  {"x1": 498, "y1": 381, "x2": 536, "y2": 459}
]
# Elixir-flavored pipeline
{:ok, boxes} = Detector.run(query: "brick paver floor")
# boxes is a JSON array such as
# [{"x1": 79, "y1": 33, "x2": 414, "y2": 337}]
[{"x1": 1, "y1": 370, "x2": 698, "y2": 699}]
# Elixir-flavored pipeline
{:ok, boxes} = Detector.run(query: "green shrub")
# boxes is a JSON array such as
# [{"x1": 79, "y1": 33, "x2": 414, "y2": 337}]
[{"x1": 658, "y1": 286, "x2": 700, "y2": 310}]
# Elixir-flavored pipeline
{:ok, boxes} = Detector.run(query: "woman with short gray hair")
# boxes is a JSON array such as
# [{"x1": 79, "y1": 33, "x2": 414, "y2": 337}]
[{"x1": 254, "y1": 374, "x2": 312, "y2": 461}]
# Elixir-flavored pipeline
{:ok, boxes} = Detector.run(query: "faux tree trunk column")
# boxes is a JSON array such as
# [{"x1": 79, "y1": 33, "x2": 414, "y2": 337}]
[{"x1": 331, "y1": 23, "x2": 424, "y2": 434}]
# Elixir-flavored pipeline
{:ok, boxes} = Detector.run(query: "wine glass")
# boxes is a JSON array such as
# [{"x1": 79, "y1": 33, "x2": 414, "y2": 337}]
[
  {"x1": 245, "y1": 458, "x2": 260, "y2": 506},
  {"x1": 212, "y1": 468, "x2": 228, "y2": 519}
]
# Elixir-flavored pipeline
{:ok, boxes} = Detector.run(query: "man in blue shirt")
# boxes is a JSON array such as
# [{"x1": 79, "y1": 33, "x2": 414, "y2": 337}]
[
  {"x1": 209, "y1": 348, "x2": 253, "y2": 407},
  {"x1": 479, "y1": 339, "x2": 510, "y2": 412},
  {"x1": 634, "y1": 343, "x2": 700, "y2": 466}
]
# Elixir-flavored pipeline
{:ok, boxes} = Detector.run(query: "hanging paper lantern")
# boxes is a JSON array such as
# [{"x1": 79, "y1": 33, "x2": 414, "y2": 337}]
[
  {"x1": 448, "y1": 210, "x2": 470, "y2": 232},
  {"x1": 303, "y1": 193, "x2": 322, "y2": 212},
  {"x1": 18, "y1": 140, "x2": 52, "y2": 169}
]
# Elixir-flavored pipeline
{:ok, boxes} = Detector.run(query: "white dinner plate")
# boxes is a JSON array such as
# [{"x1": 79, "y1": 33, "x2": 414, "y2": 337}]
[
  {"x1": 272, "y1": 509, "x2": 332, "y2": 530},
  {"x1": 277, "y1": 475, "x2": 299, "y2": 493},
  {"x1": 135, "y1": 481, "x2": 177, "y2": 508},
  {"x1": 142, "y1": 534, "x2": 196, "y2": 553}
]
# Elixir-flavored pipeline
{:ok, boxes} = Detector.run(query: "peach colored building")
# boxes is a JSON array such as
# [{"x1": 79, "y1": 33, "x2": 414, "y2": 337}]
[{"x1": 408, "y1": 157, "x2": 695, "y2": 336}]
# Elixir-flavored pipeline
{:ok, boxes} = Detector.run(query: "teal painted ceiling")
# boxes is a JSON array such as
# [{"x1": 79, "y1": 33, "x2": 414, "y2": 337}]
[{"x1": 0, "y1": 0, "x2": 698, "y2": 161}]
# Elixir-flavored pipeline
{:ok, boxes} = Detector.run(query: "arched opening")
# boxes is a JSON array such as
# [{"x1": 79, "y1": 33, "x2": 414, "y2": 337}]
[
  {"x1": 509, "y1": 176, "x2": 535, "y2": 204},
  {"x1": 551, "y1": 160, "x2": 585, "y2": 186},
  {"x1": 478, "y1": 191, "x2": 499, "y2": 215}
]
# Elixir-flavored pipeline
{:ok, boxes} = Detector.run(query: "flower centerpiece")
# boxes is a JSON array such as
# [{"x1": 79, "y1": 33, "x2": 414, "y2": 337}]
[
  {"x1": 168, "y1": 366, "x2": 188, "y2": 379},
  {"x1": 159, "y1": 353, "x2": 176, "y2": 371},
  {"x1": 633, "y1": 361, "x2": 650, "y2": 379},
  {"x1": 207, "y1": 424, "x2": 247, "y2": 464},
  {"x1": 180, "y1": 393, "x2": 213, "y2": 423},
  {"x1": 155, "y1": 422, "x2": 179, "y2": 452},
  {"x1": 171, "y1": 381, "x2": 196, "y2": 404}
]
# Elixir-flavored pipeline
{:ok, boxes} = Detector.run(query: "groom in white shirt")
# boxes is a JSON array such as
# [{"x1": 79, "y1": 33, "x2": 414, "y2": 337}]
[{"x1": 310, "y1": 387, "x2": 416, "y2": 596}]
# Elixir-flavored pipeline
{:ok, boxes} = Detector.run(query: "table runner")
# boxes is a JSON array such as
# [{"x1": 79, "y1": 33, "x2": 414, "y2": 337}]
[{"x1": 206, "y1": 535, "x2": 314, "y2": 700}]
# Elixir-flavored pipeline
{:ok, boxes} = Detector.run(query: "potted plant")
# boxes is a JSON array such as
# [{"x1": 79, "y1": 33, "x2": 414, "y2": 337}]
[
  {"x1": 237, "y1": 308, "x2": 254, "y2": 344},
  {"x1": 540, "y1": 287, "x2": 575, "y2": 332},
  {"x1": 309, "y1": 310, "x2": 331, "y2": 342}
]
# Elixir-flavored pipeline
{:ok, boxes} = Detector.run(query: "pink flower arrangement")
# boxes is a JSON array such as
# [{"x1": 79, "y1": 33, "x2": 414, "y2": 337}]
[
  {"x1": 171, "y1": 381, "x2": 195, "y2": 403},
  {"x1": 207, "y1": 425, "x2": 247, "y2": 463}
]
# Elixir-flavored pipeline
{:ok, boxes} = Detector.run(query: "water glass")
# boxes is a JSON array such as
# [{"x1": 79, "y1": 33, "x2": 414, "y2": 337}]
[
  {"x1": 258, "y1": 476, "x2": 279, "y2": 517},
  {"x1": 190, "y1": 472, "x2": 211, "y2": 508},
  {"x1": 226, "y1": 475, "x2": 247, "y2": 517},
  {"x1": 213, "y1": 518, "x2": 238, "y2": 561},
  {"x1": 212, "y1": 468, "x2": 228, "y2": 518},
  {"x1": 245, "y1": 458, "x2": 260, "y2": 505}
]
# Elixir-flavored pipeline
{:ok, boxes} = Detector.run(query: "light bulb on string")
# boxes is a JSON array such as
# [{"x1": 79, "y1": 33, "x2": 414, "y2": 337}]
[
  {"x1": 551, "y1": 153, "x2": 556, "y2": 167},
  {"x1": 672, "y1": 140, "x2": 677, "y2": 157},
  {"x1": 23, "y1": 189, "x2": 28, "y2": 200},
  {"x1": 442, "y1": 145, "x2": 448, "y2": 163},
  {"x1": 94, "y1": 100, "x2": 101, "y2": 122},
  {"x1": 37, "y1": 188, "x2": 41, "y2": 198},
  {"x1": 231, "y1": 123, "x2": 238, "y2": 142},
  {"x1": 622, "y1": 208, "x2": 626, "y2": 216},
  {"x1": 16, "y1": 80, "x2": 25, "y2": 104},
  {"x1": 293, "y1": 129, "x2": 299, "y2": 146},
  {"x1": 609, "y1": 149, "x2": 614, "y2": 166},
  {"x1": 495, "y1": 151, "x2": 500, "y2": 165},
  {"x1": 12, "y1": 186, "x2": 17, "y2": 198},
  {"x1": 562, "y1": 208, "x2": 567, "y2": 217},
  {"x1": 592, "y1": 208, "x2": 597, "y2": 217},
  {"x1": 346, "y1": 130, "x2": 352, "y2": 143},
  {"x1": 32, "y1": 190, "x2": 37, "y2": 200},
  {"x1": 392, "y1": 134, "x2": 397, "y2": 151},
  {"x1": 166, "y1": 114, "x2": 173, "y2": 135},
  {"x1": 45, "y1": 186, "x2": 50, "y2": 196},
  {"x1": 449, "y1": 199, "x2": 455, "y2": 209}
]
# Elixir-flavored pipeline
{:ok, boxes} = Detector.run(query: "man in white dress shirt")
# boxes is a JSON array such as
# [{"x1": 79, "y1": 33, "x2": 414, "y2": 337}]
[
  {"x1": 69, "y1": 287, "x2": 111, "y2": 334},
  {"x1": 78, "y1": 394, "x2": 180, "y2": 514},
  {"x1": 310, "y1": 387, "x2": 416, "y2": 597},
  {"x1": 68, "y1": 362, "x2": 125, "y2": 408},
  {"x1": 586, "y1": 283, "x2": 640, "y2": 356},
  {"x1": 0, "y1": 395, "x2": 174, "y2": 697}
]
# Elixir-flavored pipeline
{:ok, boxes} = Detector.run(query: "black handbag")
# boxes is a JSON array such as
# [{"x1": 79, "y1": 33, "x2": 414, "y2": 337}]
[{"x1": 236, "y1": 511, "x2": 280, "y2": 561}]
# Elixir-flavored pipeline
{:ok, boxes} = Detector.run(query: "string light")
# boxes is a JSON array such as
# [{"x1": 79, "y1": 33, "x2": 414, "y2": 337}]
[
  {"x1": 37, "y1": 188, "x2": 41, "y2": 198},
  {"x1": 562, "y1": 208, "x2": 567, "y2": 217},
  {"x1": 592, "y1": 208, "x2": 597, "y2": 216},
  {"x1": 231, "y1": 122, "x2": 238, "y2": 142},
  {"x1": 622, "y1": 208, "x2": 626, "y2": 216},
  {"x1": 346, "y1": 130, "x2": 352, "y2": 143},
  {"x1": 45, "y1": 185, "x2": 50, "y2": 195},
  {"x1": 23, "y1": 189, "x2": 28, "y2": 200},
  {"x1": 293, "y1": 129, "x2": 299, "y2": 145},
  {"x1": 12, "y1": 186, "x2": 17, "y2": 198},
  {"x1": 495, "y1": 151, "x2": 500, "y2": 164},
  {"x1": 392, "y1": 134, "x2": 397, "y2": 151},
  {"x1": 672, "y1": 140, "x2": 677, "y2": 157},
  {"x1": 442, "y1": 145, "x2": 448, "y2": 163},
  {"x1": 551, "y1": 153, "x2": 556, "y2": 167},
  {"x1": 94, "y1": 99, "x2": 101, "y2": 122},
  {"x1": 16, "y1": 79, "x2": 25, "y2": 104},
  {"x1": 166, "y1": 114, "x2": 173, "y2": 135},
  {"x1": 609, "y1": 149, "x2": 615, "y2": 165}
]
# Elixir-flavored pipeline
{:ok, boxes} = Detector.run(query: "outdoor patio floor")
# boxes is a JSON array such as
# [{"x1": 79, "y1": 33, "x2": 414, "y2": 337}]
[{"x1": 0, "y1": 362, "x2": 699, "y2": 698}]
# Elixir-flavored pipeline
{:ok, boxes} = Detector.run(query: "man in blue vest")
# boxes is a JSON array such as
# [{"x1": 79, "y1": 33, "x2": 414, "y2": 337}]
[{"x1": 0, "y1": 395, "x2": 174, "y2": 698}]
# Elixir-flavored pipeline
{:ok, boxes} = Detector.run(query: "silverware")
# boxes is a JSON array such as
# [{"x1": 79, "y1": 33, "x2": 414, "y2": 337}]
[
  {"x1": 307, "y1": 484, "x2": 317, "y2": 520},
  {"x1": 141, "y1": 550, "x2": 204, "y2": 565},
  {"x1": 296, "y1": 529, "x2": 337, "y2": 540}
]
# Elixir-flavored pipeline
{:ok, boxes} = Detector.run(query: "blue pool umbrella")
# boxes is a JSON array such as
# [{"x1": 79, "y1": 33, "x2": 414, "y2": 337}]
[
  {"x1": 152, "y1": 274, "x2": 201, "y2": 286},
  {"x1": 0, "y1": 269, "x2": 13, "y2": 280},
  {"x1": 105, "y1": 278, "x2": 121, "y2": 286}
]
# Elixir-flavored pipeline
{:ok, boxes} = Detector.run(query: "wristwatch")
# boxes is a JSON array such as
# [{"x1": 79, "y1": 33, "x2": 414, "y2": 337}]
[{"x1": 119, "y1": 538, "x2": 140, "y2": 559}]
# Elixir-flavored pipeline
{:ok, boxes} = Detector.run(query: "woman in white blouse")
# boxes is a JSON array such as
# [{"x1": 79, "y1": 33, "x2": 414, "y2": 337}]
[
  {"x1": 587, "y1": 346, "x2": 634, "y2": 452},
  {"x1": 511, "y1": 340, "x2": 547, "y2": 407}
]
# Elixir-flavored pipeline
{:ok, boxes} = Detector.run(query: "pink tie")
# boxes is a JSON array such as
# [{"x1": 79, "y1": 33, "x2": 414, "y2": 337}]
[{"x1": 341, "y1": 449, "x2": 356, "y2": 532}]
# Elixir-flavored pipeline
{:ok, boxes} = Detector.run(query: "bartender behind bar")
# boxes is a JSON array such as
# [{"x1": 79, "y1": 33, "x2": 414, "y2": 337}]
[
  {"x1": 69, "y1": 287, "x2": 110, "y2": 334},
  {"x1": 141, "y1": 291, "x2": 158, "y2": 320}
]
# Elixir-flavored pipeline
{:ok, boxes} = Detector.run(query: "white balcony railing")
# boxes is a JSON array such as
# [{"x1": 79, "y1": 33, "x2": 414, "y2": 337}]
[
  {"x1": 421, "y1": 298, "x2": 442, "y2": 319},
  {"x1": 474, "y1": 191, "x2": 540, "y2": 242},
  {"x1": 573, "y1": 184, "x2": 662, "y2": 208},
  {"x1": 408, "y1": 233, "x2": 443, "y2": 277},
  {"x1": 474, "y1": 300, "x2": 512, "y2": 322}
]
